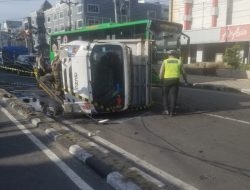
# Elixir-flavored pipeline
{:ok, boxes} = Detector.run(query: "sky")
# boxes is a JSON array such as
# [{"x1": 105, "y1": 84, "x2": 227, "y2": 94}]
[
  {"x1": 0, "y1": 0, "x2": 58, "y2": 21},
  {"x1": 0, "y1": 0, "x2": 167, "y2": 22}
]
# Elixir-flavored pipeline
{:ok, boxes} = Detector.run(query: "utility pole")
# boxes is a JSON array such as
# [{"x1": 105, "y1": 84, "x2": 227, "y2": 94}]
[
  {"x1": 60, "y1": 0, "x2": 78, "y2": 31},
  {"x1": 27, "y1": 17, "x2": 34, "y2": 53},
  {"x1": 169, "y1": 0, "x2": 173, "y2": 22},
  {"x1": 202, "y1": 1, "x2": 204, "y2": 29},
  {"x1": 128, "y1": 0, "x2": 131, "y2": 21},
  {"x1": 113, "y1": 0, "x2": 118, "y2": 23}
]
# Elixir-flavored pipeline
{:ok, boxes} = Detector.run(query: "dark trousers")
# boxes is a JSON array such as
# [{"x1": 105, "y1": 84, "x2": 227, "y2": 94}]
[{"x1": 162, "y1": 78, "x2": 180, "y2": 113}]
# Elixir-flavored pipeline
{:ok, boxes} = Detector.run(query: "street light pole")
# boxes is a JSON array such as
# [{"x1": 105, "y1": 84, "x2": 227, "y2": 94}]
[
  {"x1": 113, "y1": 0, "x2": 118, "y2": 23},
  {"x1": 128, "y1": 0, "x2": 131, "y2": 21},
  {"x1": 60, "y1": 0, "x2": 78, "y2": 31}
]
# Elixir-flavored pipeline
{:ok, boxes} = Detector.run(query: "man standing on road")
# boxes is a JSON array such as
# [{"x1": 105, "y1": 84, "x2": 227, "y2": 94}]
[
  {"x1": 39, "y1": 44, "x2": 63, "y2": 97},
  {"x1": 159, "y1": 50, "x2": 188, "y2": 116},
  {"x1": 51, "y1": 53, "x2": 62, "y2": 96},
  {"x1": 35, "y1": 52, "x2": 46, "y2": 77}
]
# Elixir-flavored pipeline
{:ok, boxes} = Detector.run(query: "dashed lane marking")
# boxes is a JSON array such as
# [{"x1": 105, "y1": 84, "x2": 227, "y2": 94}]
[{"x1": 0, "y1": 106, "x2": 94, "y2": 190}]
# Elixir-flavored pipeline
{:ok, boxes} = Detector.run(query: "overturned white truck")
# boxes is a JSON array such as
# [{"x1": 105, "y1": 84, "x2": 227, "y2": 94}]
[
  {"x1": 48, "y1": 19, "x2": 187, "y2": 114},
  {"x1": 60, "y1": 39, "x2": 151, "y2": 114}
]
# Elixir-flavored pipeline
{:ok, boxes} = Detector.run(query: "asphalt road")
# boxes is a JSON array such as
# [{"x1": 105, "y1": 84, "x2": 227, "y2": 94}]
[
  {"x1": 0, "y1": 106, "x2": 114, "y2": 190},
  {"x1": 1, "y1": 71, "x2": 250, "y2": 190},
  {"x1": 63, "y1": 87, "x2": 250, "y2": 190},
  {"x1": 0, "y1": 73, "x2": 113, "y2": 190}
]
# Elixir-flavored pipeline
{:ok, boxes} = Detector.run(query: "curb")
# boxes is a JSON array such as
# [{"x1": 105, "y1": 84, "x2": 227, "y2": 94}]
[
  {"x1": 0, "y1": 89, "x2": 158, "y2": 190},
  {"x1": 191, "y1": 83, "x2": 240, "y2": 93},
  {"x1": 45, "y1": 128, "x2": 62, "y2": 141},
  {"x1": 152, "y1": 82, "x2": 247, "y2": 95},
  {"x1": 179, "y1": 82, "x2": 250, "y2": 95},
  {"x1": 31, "y1": 118, "x2": 41, "y2": 127},
  {"x1": 1, "y1": 87, "x2": 201, "y2": 190},
  {"x1": 107, "y1": 172, "x2": 142, "y2": 190},
  {"x1": 68, "y1": 145, "x2": 141, "y2": 190}
]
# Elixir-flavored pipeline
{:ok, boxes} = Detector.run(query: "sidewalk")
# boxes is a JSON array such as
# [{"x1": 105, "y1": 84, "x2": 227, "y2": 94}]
[{"x1": 184, "y1": 75, "x2": 250, "y2": 95}]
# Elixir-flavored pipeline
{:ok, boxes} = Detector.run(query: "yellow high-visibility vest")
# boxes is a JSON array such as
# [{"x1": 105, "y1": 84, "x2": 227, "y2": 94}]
[{"x1": 163, "y1": 58, "x2": 181, "y2": 79}]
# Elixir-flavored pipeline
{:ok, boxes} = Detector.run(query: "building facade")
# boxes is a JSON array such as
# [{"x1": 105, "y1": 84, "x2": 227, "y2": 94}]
[
  {"x1": 171, "y1": 0, "x2": 250, "y2": 64},
  {"x1": 44, "y1": 0, "x2": 167, "y2": 34},
  {"x1": 0, "y1": 20, "x2": 24, "y2": 47}
]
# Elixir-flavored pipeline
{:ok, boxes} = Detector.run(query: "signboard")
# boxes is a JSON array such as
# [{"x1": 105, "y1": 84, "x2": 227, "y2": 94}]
[{"x1": 220, "y1": 24, "x2": 250, "y2": 42}]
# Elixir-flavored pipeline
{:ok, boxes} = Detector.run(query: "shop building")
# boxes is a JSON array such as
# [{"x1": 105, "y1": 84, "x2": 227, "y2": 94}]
[{"x1": 170, "y1": 0, "x2": 250, "y2": 64}]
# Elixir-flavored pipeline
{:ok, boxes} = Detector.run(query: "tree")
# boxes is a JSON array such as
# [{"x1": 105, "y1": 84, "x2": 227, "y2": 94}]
[
  {"x1": 36, "y1": 11, "x2": 49, "y2": 56},
  {"x1": 35, "y1": 0, "x2": 52, "y2": 56},
  {"x1": 224, "y1": 45, "x2": 241, "y2": 69}
]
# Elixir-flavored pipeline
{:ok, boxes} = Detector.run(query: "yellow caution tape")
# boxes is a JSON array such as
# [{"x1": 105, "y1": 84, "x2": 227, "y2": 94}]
[{"x1": 0, "y1": 65, "x2": 34, "y2": 75}]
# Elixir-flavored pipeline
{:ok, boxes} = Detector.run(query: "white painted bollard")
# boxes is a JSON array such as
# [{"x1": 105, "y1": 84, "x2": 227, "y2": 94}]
[
  {"x1": 107, "y1": 172, "x2": 142, "y2": 190},
  {"x1": 31, "y1": 118, "x2": 41, "y2": 127},
  {"x1": 69, "y1": 145, "x2": 93, "y2": 162}
]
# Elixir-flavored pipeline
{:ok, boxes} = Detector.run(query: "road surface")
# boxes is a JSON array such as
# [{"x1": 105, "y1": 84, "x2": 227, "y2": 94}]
[{"x1": 1, "y1": 71, "x2": 250, "y2": 190}]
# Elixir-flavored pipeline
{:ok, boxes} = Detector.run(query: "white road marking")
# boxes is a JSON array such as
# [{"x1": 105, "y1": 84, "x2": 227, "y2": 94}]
[
  {"x1": 205, "y1": 113, "x2": 250, "y2": 125},
  {"x1": 88, "y1": 142, "x2": 109, "y2": 154},
  {"x1": 129, "y1": 167, "x2": 165, "y2": 188},
  {"x1": 0, "y1": 106, "x2": 93, "y2": 190},
  {"x1": 241, "y1": 89, "x2": 250, "y2": 94},
  {"x1": 61, "y1": 121, "x2": 108, "y2": 154},
  {"x1": 63, "y1": 120, "x2": 198, "y2": 190},
  {"x1": 93, "y1": 136, "x2": 198, "y2": 190}
]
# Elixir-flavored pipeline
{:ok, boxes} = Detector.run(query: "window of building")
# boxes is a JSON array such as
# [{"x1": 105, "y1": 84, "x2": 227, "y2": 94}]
[
  {"x1": 54, "y1": 26, "x2": 58, "y2": 32},
  {"x1": 48, "y1": 27, "x2": 52, "y2": 33},
  {"x1": 87, "y1": 18, "x2": 99, "y2": 26},
  {"x1": 87, "y1": 4, "x2": 99, "y2": 13},
  {"x1": 60, "y1": 12, "x2": 64, "y2": 19},
  {"x1": 60, "y1": 25, "x2": 65, "y2": 31},
  {"x1": 24, "y1": 23, "x2": 29, "y2": 30},
  {"x1": 77, "y1": 20, "x2": 83, "y2": 28},
  {"x1": 47, "y1": 16, "x2": 51, "y2": 23},
  {"x1": 147, "y1": 10, "x2": 156, "y2": 19},
  {"x1": 54, "y1": 13, "x2": 58, "y2": 20},
  {"x1": 77, "y1": 4, "x2": 83, "y2": 14},
  {"x1": 121, "y1": 8, "x2": 127, "y2": 16}
]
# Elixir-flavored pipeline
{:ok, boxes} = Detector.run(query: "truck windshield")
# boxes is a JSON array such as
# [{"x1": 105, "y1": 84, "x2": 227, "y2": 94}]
[{"x1": 90, "y1": 44, "x2": 124, "y2": 112}]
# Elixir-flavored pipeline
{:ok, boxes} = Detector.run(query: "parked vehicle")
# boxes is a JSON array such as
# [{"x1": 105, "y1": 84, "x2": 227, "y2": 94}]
[
  {"x1": 15, "y1": 54, "x2": 36, "y2": 70},
  {"x1": 2, "y1": 46, "x2": 28, "y2": 65}
]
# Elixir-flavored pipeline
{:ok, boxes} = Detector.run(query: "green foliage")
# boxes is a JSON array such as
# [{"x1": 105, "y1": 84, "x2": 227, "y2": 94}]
[
  {"x1": 239, "y1": 64, "x2": 250, "y2": 70},
  {"x1": 224, "y1": 45, "x2": 241, "y2": 69}
]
